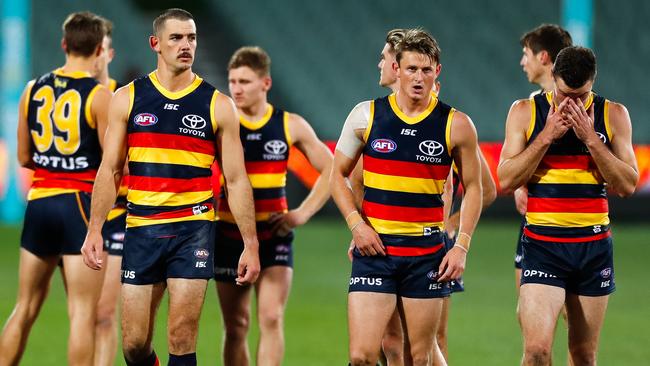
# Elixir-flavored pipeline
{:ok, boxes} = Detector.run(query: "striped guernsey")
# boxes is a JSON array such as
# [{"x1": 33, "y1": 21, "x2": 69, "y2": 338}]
[
  {"x1": 126, "y1": 72, "x2": 219, "y2": 228},
  {"x1": 362, "y1": 94, "x2": 454, "y2": 256},
  {"x1": 525, "y1": 91, "x2": 612, "y2": 242},
  {"x1": 217, "y1": 105, "x2": 291, "y2": 240}
]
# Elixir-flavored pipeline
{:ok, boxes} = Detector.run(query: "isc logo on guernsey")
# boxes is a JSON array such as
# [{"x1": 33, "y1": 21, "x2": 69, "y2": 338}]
[{"x1": 371, "y1": 139, "x2": 397, "y2": 153}]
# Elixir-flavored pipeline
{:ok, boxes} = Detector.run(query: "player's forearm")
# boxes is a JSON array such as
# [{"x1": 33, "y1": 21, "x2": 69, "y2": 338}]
[
  {"x1": 457, "y1": 182, "x2": 482, "y2": 239},
  {"x1": 331, "y1": 170, "x2": 360, "y2": 220},
  {"x1": 225, "y1": 176, "x2": 259, "y2": 247},
  {"x1": 88, "y1": 164, "x2": 121, "y2": 233},
  {"x1": 498, "y1": 136, "x2": 552, "y2": 193},
  {"x1": 586, "y1": 140, "x2": 638, "y2": 197},
  {"x1": 295, "y1": 166, "x2": 331, "y2": 221}
]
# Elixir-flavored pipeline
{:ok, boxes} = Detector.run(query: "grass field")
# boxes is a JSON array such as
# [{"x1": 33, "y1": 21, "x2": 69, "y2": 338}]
[{"x1": 1, "y1": 218, "x2": 648, "y2": 365}]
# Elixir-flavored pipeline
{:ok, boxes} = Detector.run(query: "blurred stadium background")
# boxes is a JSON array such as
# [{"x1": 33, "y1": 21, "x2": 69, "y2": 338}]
[{"x1": 0, "y1": 0, "x2": 648, "y2": 364}]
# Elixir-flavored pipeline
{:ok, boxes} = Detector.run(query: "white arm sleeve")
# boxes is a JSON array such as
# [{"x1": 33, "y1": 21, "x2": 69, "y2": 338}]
[{"x1": 335, "y1": 101, "x2": 372, "y2": 159}]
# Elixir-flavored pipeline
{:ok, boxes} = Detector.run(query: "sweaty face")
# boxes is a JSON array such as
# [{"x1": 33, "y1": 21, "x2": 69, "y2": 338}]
[
  {"x1": 378, "y1": 43, "x2": 397, "y2": 87},
  {"x1": 520, "y1": 46, "x2": 545, "y2": 84},
  {"x1": 228, "y1": 66, "x2": 270, "y2": 110},
  {"x1": 552, "y1": 76, "x2": 593, "y2": 107},
  {"x1": 153, "y1": 18, "x2": 197, "y2": 72},
  {"x1": 397, "y1": 51, "x2": 439, "y2": 101}
]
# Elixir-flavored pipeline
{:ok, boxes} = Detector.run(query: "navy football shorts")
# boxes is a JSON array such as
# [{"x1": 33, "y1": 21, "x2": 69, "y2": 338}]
[
  {"x1": 443, "y1": 232, "x2": 465, "y2": 293},
  {"x1": 214, "y1": 225, "x2": 294, "y2": 282},
  {"x1": 349, "y1": 240, "x2": 451, "y2": 299},
  {"x1": 102, "y1": 211, "x2": 126, "y2": 256},
  {"x1": 520, "y1": 233, "x2": 615, "y2": 296},
  {"x1": 121, "y1": 220, "x2": 215, "y2": 285},
  {"x1": 514, "y1": 218, "x2": 525, "y2": 269},
  {"x1": 21, "y1": 192, "x2": 90, "y2": 257}
]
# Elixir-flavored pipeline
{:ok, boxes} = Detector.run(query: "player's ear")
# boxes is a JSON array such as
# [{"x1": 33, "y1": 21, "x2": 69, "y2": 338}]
[
  {"x1": 263, "y1": 76, "x2": 272, "y2": 92},
  {"x1": 540, "y1": 50, "x2": 552, "y2": 65},
  {"x1": 149, "y1": 35, "x2": 160, "y2": 53},
  {"x1": 94, "y1": 43, "x2": 103, "y2": 57},
  {"x1": 61, "y1": 38, "x2": 67, "y2": 53},
  {"x1": 392, "y1": 60, "x2": 399, "y2": 74}
]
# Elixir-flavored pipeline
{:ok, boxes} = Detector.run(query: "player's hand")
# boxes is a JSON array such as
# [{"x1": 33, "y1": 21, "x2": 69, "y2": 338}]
[
  {"x1": 351, "y1": 222, "x2": 385, "y2": 256},
  {"x1": 566, "y1": 99, "x2": 598, "y2": 144},
  {"x1": 540, "y1": 97, "x2": 571, "y2": 143},
  {"x1": 437, "y1": 246, "x2": 467, "y2": 282},
  {"x1": 236, "y1": 244, "x2": 261, "y2": 285},
  {"x1": 81, "y1": 230, "x2": 104, "y2": 270},
  {"x1": 514, "y1": 187, "x2": 528, "y2": 216},
  {"x1": 269, "y1": 210, "x2": 307, "y2": 237},
  {"x1": 347, "y1": 239, "x2": 355, "y2": 262}
]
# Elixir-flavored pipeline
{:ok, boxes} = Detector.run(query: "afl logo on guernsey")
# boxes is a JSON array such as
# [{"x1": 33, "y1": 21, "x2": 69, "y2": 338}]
[
  {"x1": 371, "y1": 139, "x2": 397, "y2": 153},
  {"x1": 134, "y1": 113, "x2": 158, "y2": 126},
  {"x1": 596, "y1": 132, "x2": 607, "y2": 144},
  {"x1": 418, "y1": 140, "x2": 444, "y2": 157}
]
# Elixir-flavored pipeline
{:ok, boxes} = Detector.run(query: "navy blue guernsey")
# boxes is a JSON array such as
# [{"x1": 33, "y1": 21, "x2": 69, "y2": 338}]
[
  {"x1": 26, "y1": 69, "x2": 103, "y2": 199},
  {"x1": 525, "y1": 91, "x2": 612, "y2": 242},
  {"x1": 361, "y1": 93, "x2": 454, "y2": 255},
  {"x1": 217, "y1": 105, "x2": 291, "y2": 241},
  {"x1": 125, "y1": 72, "x2": 219, "y2": 228}
]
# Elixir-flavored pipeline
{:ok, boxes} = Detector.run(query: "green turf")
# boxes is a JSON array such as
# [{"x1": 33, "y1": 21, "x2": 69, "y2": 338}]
[{"x1": 1, "y1": 219, "x2": 648, "y2": 365}]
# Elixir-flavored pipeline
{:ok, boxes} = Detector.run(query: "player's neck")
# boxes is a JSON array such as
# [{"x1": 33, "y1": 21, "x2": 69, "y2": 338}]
[
  {"x1": 388, "y1": 83, "x2": 399, "y2": 94},
  {"x1": 239, "y1": 101, "x2": 269, "y2": 122},
  {"x1": 395, "y1": 90, "x2": 432, "y2": 116},
  {"x1": 61, "y1": 55, "x2": 96, "y2": 75},
  {"x1": 96, "y1": 69, "x2": 110, "y2": 87},
  {"x1": 154, "y1": 66, "x2": 195, "y2": 92},
  {"x1": 538, "y1": 72, "x2": 555, "y2": 93}
]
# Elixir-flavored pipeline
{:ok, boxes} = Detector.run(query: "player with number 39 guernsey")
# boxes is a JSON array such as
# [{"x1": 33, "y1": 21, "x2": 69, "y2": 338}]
[{"x1": 0, "y1": 11, "x2": 111, "y2": 366}]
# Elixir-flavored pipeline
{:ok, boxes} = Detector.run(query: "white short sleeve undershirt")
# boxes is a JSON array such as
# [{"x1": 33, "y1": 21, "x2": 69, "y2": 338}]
[{"x1": 335, "y1": 101, "x2": 372, "y2": 159}]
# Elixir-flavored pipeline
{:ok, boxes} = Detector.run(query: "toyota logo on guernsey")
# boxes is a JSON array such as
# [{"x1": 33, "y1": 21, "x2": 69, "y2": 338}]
[
  {"x1": 263, "y1": 140, "x2": 288, "y2": 160},
  {"x1": 371, "y1": 138, "x2": 397, "y2": 153},
  {"x1": 419, "y1": 140, "x2": 444, "y2": 156},
  {"x1": 179, "y1": 114, "x2": 207, "y2": 137},
  {"x1": 416, "y1": 140, "x2": 444, "y2": 163},
  {"x1": 134, "y1": 113, "x2": 158, "y2": 126}
]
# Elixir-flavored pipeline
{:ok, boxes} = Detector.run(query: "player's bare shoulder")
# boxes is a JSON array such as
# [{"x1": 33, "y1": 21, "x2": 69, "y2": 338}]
[{"x1": 606, "y1": 100, "x2": 632, "y2": 136}]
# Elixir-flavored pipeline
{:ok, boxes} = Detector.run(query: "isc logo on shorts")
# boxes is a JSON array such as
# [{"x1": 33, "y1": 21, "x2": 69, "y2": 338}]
[
  {"x1": 121, "y1": 270, "x2": 136, "y2": 280},
  {"x1": 349, "y1": 277, "x2": 383, "y2": 286}
]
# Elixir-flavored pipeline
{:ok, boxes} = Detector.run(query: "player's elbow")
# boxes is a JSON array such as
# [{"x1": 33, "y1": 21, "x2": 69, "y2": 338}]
[
  {"x1": 483, "y1": 181, "x2": 497, "y2": 208},
  {"x1": 17, "y1": 152, "x2": 33, "y2": 168},
  {"x1": 498, "y1": 177, "x2": 517, "y2": 195},
  {"x1": 615, "y1": 183, "x2": 636, "y2": 198}
]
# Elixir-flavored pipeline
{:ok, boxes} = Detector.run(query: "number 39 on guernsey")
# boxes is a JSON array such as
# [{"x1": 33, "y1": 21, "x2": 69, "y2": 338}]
[{"x1": 30, "y1": 85, "x2": 83, "y2": 155}]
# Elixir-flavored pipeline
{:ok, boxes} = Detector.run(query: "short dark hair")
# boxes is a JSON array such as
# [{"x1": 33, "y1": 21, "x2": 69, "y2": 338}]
[
  {"x1": 153, "y1": 8, "x2": 193, "y2": 36},
  {"x1": 395, "y1": 28, "x2": 441, "y2": 65},
  {"x1": 62, "y1": 12, "x2": 105, "y2": 57},
  {"x1": 552, "y1": 46, "x2": 597, "y2": 88},
  {"x1": 520, "y1": 24, "x2": 573, "y2": 62},
  {"x1": 385, "y1": 29, "x2": 406, "y2": 53},
  {"x1": 228, "y1": 46, "x2": 271, "y2": 76}
]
